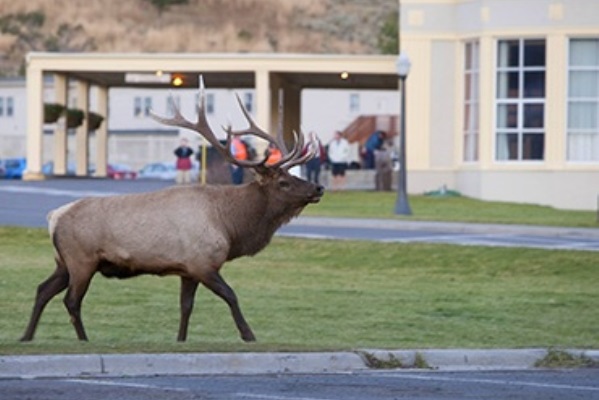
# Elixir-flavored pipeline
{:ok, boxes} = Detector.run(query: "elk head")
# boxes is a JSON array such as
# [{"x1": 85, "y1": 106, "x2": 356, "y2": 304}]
[{"x1": 151, "y1": 77, "x2": 324, "y2": 207}]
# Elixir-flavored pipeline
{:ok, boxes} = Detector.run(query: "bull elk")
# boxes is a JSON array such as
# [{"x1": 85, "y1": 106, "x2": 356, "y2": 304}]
[{"x1": 20, "y1": 81, "x2": 324, "y2": 342}]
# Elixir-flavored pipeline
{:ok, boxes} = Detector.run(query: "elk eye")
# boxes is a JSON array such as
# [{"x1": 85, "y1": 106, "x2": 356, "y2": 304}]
[{"x1": 279, "y1": 180, "x2": 290, "y2": 189}]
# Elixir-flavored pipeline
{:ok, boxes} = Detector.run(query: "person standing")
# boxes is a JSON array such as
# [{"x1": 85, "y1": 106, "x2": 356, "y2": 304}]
[
  {"x1": 230, "y1": 136, "x2": 248, "y2": 184},
  {"x1": 304, "y1": 132, "x2": 324, "y2": 184},
  {"x1": 327, "y1": 131, "x2": 350, "y2": 191},
  {"x1": 363, "y1": 130, "x2": 387, "y2": 169},
  {"x1": 174, "y1": 138, "x2": 194, "y2": 184},
  {"x1": 265, "y1": 142, "x2": 282, "y2": 166}
]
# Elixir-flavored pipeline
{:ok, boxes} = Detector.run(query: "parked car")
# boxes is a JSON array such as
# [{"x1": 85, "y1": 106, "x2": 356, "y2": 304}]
[
  {"x1": 138, "y1": 162, "x2": 177, "y2": 180},
  {"x1": 107, "y1": 163, "x2": 137, "y2": 180},
  {"x1": 2, "y1": 157, "x2": 26, "y2": 179},
  {"x1": 42, "y1": 161, "x2": 78, "y2": 176}
]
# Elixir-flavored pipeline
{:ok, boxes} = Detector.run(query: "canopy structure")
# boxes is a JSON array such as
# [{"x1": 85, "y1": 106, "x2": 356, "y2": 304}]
[{"x1": 25, "y1": 52, "x2": 399, "y2": 179}]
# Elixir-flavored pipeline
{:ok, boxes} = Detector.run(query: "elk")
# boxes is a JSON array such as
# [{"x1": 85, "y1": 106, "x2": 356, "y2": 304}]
[{"x1": 20, "y1": 81, "x2": 324, "y2": 342}]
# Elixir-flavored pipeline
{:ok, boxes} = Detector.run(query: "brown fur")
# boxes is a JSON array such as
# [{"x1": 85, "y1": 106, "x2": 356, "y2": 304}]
[{"x1": 21, "y1": 170, "x2": 323, "y2": 342}]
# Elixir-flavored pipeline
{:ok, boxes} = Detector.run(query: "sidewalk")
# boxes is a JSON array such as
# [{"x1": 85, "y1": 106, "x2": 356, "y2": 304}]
[
  {"x1": 291, "y1": 216, "x2": 599, "y2": 239},
  {"x1": 1, "y1": 349, "x2": 598, "y2": 378}
]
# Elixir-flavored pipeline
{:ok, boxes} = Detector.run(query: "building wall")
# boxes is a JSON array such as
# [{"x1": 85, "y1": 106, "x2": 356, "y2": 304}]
[
  {"x1": 0, "y1": 80, "x2": 399, "y2": 170},
  {"x1": 402, "y1": 0, "x2": 599, "y2": 210}
]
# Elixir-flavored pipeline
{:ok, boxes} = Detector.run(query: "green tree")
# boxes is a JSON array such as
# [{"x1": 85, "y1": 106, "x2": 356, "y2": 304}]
[{"x1": 378, "y1": 11, "x2": 399, "y2": 55}]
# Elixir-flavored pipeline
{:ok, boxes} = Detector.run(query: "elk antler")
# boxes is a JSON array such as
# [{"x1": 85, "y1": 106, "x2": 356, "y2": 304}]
[{"x1": 151, "y1": 76, "x2": 313, "y2": 171}]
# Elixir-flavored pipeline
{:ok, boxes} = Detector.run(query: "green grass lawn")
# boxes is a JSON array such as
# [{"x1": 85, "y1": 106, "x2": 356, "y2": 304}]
[
  {"x1": 303, "y1": 191, "x2": 599, "y2": 227},
  {"x1": 0, "y1": 227, "x2": 597, "y2": 355}
]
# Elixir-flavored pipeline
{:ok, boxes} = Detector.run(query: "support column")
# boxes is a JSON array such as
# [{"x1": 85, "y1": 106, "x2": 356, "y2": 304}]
[
  {"x1": 254, "y1": 69, "x2": 271, "y2": 134},
  {"x1": 53, "y1": 73, "x2": 68, "y2": 175},
  {"x1": 95, "y1": 85, "x2": 108, "y2": 177},
  {"x1": 285, "y1": 84, "x2": 301, "y2": 139},
  {"x1": 75, "y1": 80, "x2": 90, "y2": 176},
  {"x1": 24, "y1": 65, "x2": 44, "y2": 180},
  {"x1": 478, "y1": 35, "x2": 494, "y2": 168}
]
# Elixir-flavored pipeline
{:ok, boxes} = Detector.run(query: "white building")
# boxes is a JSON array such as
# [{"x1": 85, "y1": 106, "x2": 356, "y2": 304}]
[{"x1": 0, "y1": 77, "x2": 398, "y2": 169}]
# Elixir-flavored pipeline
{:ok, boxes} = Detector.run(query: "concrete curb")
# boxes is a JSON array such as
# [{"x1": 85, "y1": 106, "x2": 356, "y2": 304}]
[
  {"x1": 1, "y1": 349, "x2": 598, "y2": 378},
  {"x1": 0, "y1": 352, "x2": 365, "y2": 378}
]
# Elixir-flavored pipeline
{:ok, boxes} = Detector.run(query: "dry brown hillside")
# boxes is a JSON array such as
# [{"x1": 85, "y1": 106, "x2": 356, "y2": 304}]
[{"x1": 0, "y1": 0, "x2": 397, "y2": 76}]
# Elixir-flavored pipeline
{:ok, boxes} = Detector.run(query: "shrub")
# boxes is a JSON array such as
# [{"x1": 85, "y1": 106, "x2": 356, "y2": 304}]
[
  {"x1": 66, "y1": 108, "x2": 84, "y2": 129},
  {"x1": 87, "y1": 111, "x2": 104, "y2": 131},
  {"x1": 43, "y1": 103, "x2": 65, "y2": 123}
]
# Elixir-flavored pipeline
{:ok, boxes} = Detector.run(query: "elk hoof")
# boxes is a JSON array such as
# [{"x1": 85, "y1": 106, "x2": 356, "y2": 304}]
[{"x1": 242, "y1": 331, "x2": 256, "y2": 342}]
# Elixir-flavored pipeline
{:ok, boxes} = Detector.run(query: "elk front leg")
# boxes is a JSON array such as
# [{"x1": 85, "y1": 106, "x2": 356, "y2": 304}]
[
  {"x1": 202, "y1": 271, "x2": 256, "y2": 342},
  {"x1": 178, "y1": 277, "x2": 199, "y2": 342}
]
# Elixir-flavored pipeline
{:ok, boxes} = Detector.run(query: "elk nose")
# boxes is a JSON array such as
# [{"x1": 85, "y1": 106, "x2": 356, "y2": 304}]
[{"x1": 316, "y1": 185, "x2": 325, "y2": 196}]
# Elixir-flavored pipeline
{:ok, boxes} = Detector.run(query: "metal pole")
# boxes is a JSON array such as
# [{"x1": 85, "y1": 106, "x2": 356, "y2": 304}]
[{"x1": 395, "y1": 75, "x2": 412, "y2": 215}]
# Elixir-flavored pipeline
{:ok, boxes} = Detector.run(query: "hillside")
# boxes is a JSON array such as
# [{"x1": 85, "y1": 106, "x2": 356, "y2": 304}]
[{"x1": 0, "y1": 0, "x2": 397, "y2": 76}]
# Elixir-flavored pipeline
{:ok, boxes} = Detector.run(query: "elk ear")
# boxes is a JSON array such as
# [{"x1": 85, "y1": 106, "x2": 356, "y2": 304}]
[{"x1": 252, "y1": 165, "x2": 275, "y2": 183}]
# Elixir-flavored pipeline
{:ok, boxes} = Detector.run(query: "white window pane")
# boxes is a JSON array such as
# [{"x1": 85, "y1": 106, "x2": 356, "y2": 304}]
[
  {"x1": 568, "y1": 102, "x2": 598, "y2": 129},
  {"x1": 497, "y1": 104, "x2": 518, "y2": 128},
  {"x1": 569, "y1": 71, "x2": 599, "y2": 97},
  {"x1": 496, "y1": 132, "x2": 518, "y2": 160},
  {"x1": 497, "y1": 72, "x2": 519, "y2": 98},
  {"x1": 463, "y1": 133, "x2": 478, "y2": 161},
  {"x1": 498, "y1": 40, "x2": 519, "y2": 67},
  {"x1": 568, "y1": 133, "x2": 599, "y2": 161},
  {"x1": 570, "y1": 39, "x2": 599, "y2": 66}
]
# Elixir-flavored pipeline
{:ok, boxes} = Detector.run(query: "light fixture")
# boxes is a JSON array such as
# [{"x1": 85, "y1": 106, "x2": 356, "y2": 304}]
[
  {"x1": 340, "y1": 71, "x2": 349, "y2": 80},
  {"x1": 396, "y1": 52, "x2": 412, "y2": 78},
  {"x1": 172, "y1": 75, "x2": 184, "y2": 87}
]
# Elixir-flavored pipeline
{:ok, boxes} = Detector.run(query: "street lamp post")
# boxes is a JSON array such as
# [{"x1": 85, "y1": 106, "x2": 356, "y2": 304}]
[{"x1": 394, "y1": 52, "x2": 412, "y2": 215}]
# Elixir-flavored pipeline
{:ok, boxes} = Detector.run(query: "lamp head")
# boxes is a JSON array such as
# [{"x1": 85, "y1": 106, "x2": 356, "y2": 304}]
[{"x1": 396, "y1": 52, "x2": 411, "y2": 78}]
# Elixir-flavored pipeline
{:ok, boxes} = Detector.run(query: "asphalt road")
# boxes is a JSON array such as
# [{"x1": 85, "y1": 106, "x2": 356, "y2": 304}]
[
  {"x1": 1, "y1": 178, "x2": 599, "y2": 252},
  {"x1": 2, "y1": 370, "x2": 599, "y2": 400}
]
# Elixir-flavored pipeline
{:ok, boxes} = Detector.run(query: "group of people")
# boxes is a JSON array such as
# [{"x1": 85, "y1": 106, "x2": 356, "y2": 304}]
[{"x1": 172, "y1": 130, "x2": 354, "y2": 190}]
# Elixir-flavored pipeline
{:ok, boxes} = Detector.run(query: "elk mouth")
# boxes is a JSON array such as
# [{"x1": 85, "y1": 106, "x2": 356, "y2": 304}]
[{"x1": 308, "y1": 185, "x2": 325, "y2": 203}]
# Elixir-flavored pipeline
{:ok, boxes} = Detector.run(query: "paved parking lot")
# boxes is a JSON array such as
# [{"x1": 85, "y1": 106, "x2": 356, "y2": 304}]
[
  {"x1": 2, "y1": 179, "x2": 599, "y2": 251},
  {"x1": 2, "y1": 369, "x2": 599, "y2": 400}
]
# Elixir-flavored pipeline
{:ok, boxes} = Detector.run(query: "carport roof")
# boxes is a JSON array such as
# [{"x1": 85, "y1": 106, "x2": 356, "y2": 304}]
[{"x1": 27, "y1": 52, "x2": 399, "y2": 90}]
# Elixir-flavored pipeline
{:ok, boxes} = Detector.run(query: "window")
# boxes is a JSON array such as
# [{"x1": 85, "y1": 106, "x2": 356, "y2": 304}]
[
  {"x1": 243, "y1": 92, "x2": 253, "y2": 113},
  {"x1": 134, "y1": 96, "x2": 152, "y2": 117},
  {"x1": 134, "y1": 97, "x2": 142, "y2": 117},
  {"x1": 0, "y1": 96, "x2": 12, "y2": 117},
  {"x1": 496, "y1": 39, "x2": 546, "y2": 161},
  {"x1": 349, "y1": 93, "x2": 360, "y2": 113},
  {"x1": 567, "y1": 38, "x2": 599, "y2": 162},
  {"x1": 166, "y1": 96, "x2": 180, "y2": 117},
  {"x1": 144, "y1": 97, "x2": 152, "y2": 116},
  {"x1": 194, "y1": 92, "x2": 214, "y2": 114},
  {"x1": 463, "y1": 41, "x2": 480, "y2": 162},
  {"x1": 206, "y1": 93, "x2": 215, "y2": 114}
]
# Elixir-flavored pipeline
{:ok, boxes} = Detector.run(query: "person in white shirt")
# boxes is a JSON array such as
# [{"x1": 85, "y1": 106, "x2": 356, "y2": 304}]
[{"x1": 327, "y1": 131, "x2": 350, "y2": 190}]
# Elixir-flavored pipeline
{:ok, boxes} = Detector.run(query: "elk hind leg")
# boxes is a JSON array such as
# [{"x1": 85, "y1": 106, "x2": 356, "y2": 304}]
[
  {"x1": 63, "y1": 269, "x2": 94, "y2": 341},
  {"x1": 178, "y1": 277, "x2": 200, "y2": 342},
  {"x1": 21, "y1": 262, "x2": 69, "y2": 341},
  {"x1": 202, "y1": 271, "x2": 256, "y2": 342}
]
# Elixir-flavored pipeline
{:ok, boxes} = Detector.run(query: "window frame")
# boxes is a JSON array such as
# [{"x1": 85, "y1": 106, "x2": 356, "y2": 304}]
[
  {"x1": 495, "y1": 38, "x2": 546, "y2": 162},
  {"x1": 566, "y1": 37, "x2": 599, "y2": 163},
  {"x1": 463, "y1": 40, "x2": 480, "y2": 162}
]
